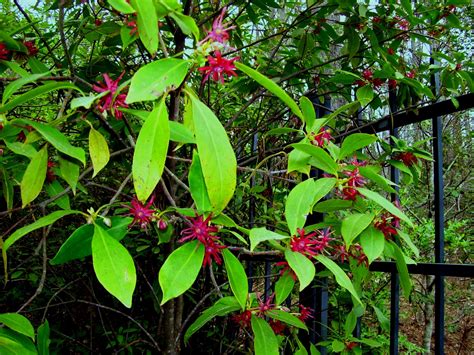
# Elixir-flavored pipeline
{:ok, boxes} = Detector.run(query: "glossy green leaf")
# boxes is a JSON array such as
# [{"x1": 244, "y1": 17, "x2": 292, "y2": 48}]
[
  {"x1": 285, "y1": 249, "x2": 315, "y2": 291},
  {"x1": 2, "y1": 73, "x2": 48, "y2": 104},
  {"x1": 188, "y1": 151, "x2": 212, "y2": 212},
  {"x1": 92, "y1": 224, "x2": 137, "y2": 308},
  {"x1": 341, "y1": 213, "x2": 374, "y2": 247},
  {"x1": 132, "y1": 99, "x2": 170, "y2": 203},
  {"x1": 17, "y1": 120, "x2": 85, "y2": 165},
  {"x1": 274, "y1": 271, "x2": 295, "y2": 305},
  {"x1": 388, "y1": 241, "x2": 412, "y2": 298},
  {"x1": 249, "y1": 227, "x2": 289, "y2": 251},
  {"x1": 359, "y1": 166, "x2": 397, "y2": 193},
  {"x1": 287, "y1": 146, "x2": 311, "y2": 175},
  {"x1": 37, "y1": 320, "x2": 50, "y2": 355},
  {"x1": 3, "y1": 210, "x2": 78, "y2": 253},
  {"x1": 300, "y1": 96, "x2": 316, "y2": 129},
  {"x1": 127, "y1": 59, "x2": 191, "y2": 103},
  {"x1": 70, "y1": 91, "x2": 108, "y2": 110},
  {"x1": 397, "y1": 230, "x2": 419, "y2": 257},
  {"x1": 51, "y1": 217, "x2": 132, "y2": 265},
  {"x1": 235, "y1": 62, "x2": 303, "y2": 120},
  {"x1": 285, "y1": 178, "x2": 316, "y2": 235},
  {"x1": 4, "y1": 141, "x2": 37, "y2": 158},
  {"x1": 159, "y1": 240, "x2": 205, "y2": 305},
  {"x1": 184, "y1": 297, "x2": 241, "y2": 343},
  {"x1": 267, "y1": 309, "x2": 308, "y2": 330},
  {"x1": 169, "y1": 121, "x2": 195, "y2": 144},
  {"x1": 312, "y1": 177, "x2": 337, "y2": 205},
  {"x1": 358, "y1": 188, "x2": 413, "y2": 227},
  {"x1": 0, "y1": 328, "x2": 36, "y2": 355},
  {"x1": 314, "y1": 255, "x2": 362, "y2": 305},
  {"x1": 314, "y1": 199, "x2": 353, "y2": 212},
  {"x1": 89, "y1": 127, "x2": 110, "y2": 178},
  {"x1": 251, "y1": 315, "x2": 279, "y2": 355},
  {"x1": 292, "y1": 143, "x2": 339, "y2": 175},
  {"x1": 129, "y1": 0, "x2": 158, "y2": 54},
  {"x1": 190, "y1": 95, "x2": 236, "y2": 213},
  {"x1": 359, "y1": 226, "x2": 385, "y2": 264},
  {"x1": 1, "y1": 169, "x2": 13, "y2": 212},
  {"x1": 0, "y1": 82, "x2": 80, "y2": 113},
  {"x1": 58, "y1": 157, "x2": 79, "y2": 194},
  {"x1": 170, "y1": 13, "x2": 199, "y2": 41},
  {"x1": 222, "y1": 249, "x2": 248, "y2": 310},
  {"x1": 339, "y1": 133, "x2": 377, "y2": 160},
  {"x1": 356, "y1": 85, "x2": 374, "y2": 107},
  {"x1": 108, "y1": 0, "x2": 135, "y2": 13},
  {"x1": 20, "y1": 146, "x2": 48, "y2": 207},
  {"x1": 0, "y1": 313, "x2": 34, "y2": 340}
]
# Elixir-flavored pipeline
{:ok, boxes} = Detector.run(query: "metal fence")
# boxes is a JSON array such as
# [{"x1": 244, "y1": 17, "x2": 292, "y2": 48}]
[{"x1": 244, "y1": 91, "x2": 474, "y2": 354}]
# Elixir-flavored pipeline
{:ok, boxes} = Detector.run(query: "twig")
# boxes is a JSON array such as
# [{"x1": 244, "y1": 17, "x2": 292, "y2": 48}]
[
  {"x1": 209, "y1": 265, "x2": 223, "y2": 298},
  {"x1": 58, "y1": 0, "x2": 74, "y2": 75},
  {"x1": 100, "y1": 172, "x2": 132, "y2": 217},
  {"x1": 164, "y1": 166, "x2": 190, "y2": 193}
]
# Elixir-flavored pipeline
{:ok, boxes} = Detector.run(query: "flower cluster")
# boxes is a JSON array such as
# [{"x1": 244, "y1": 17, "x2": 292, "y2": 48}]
[
  {"x1": 375, "y1": 201, "x2": 401, "y2": 240},
  {"x1": 180, "y1": 214, "x2": 226, "y2": 266},
  {"x1": 394, "y1": 151, "x2": 418, "y2": 166},
  {"x1": 46, "y1": 160, "x2": 56, "y2": 183},
  {"x1": 340, "y1": 165, "x2": 366, "y2": 201},
  {"x1": 0, "y1": 43, "x2": 9, "y2": 60},
  {"x1": 290, "y1": 228, "x2": 333, "y2": 257},
  {"x1": 127, "y1": 196, "x2": 158, "y2": 230},
  {"x1": 355, "y1": 69, "x2": 384, "y2": 89},
  {"x1": 92, "y1": 73, "x2": 129, "y2": 119},
  {"x1": 0, "y1": 40, "x2": 38, "y2": 61},
  {"x1": 275, "y1": 261, "x2": 296, "y2": 280},
  {"x1": 298, "y1": 304, "x2": 314, "y2": 322},
  {"x1": 333, "y1": 244, "x2": 368, "y2": 266},
  {"x1": 201, "y1": 7, "x2": 235, "y2": 44},
  {"x1": 309, "y1": 127, "x2": 333, "y2": 147},
  {"x1": 231, "y1": 310, "x2": 252, "y2": 328}
]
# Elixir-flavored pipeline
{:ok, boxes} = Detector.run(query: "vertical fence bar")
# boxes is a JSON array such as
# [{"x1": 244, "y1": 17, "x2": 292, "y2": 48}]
[
  {"x1": 247, "y1": 133, "x2": 259, "y2": 291},
  {"x1": 431, "y1": 61, "x2": 445, "y2": 355},
  {"x1": 389, "y1": 89, "x2": 400, "y2": 355}
]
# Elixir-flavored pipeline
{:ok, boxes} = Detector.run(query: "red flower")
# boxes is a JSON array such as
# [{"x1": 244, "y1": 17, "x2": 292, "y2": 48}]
[
  {"x1": 127, "y1": 196, "x2": 157, "y2": 229},
  {"x1": 355, "y1": 79, "x2": 366, "y2": 87},
  {"x1": 388, "y1": 48, "x2": 395, "y2": 55},
  {"x1": 275, "y1": 261, "x2": 297, "y2": 281},
  {"x1": 388, "y1": 79, "x2": 397, "y2": 89},
  {"x1": 309, "y1": 127, "x2": 333, "y2": 147},
  {"x1": 257, "y1": 293, "x2": 275, "y2": 314},
  {"x1": 290, "y1": 228, "x2": 325, "y2": 257},
  {"x1": 406, "y1": 70, "x2": 416, "y2": 79},
  {"x1": 344, "y1": 168, "x2": 366, "y2": 187},
  {"x1": 202, "y1": 240, "x2": 226, "y2": 266},
  {"x1": 232, "y1": 310, "x2": 252, "y2": 328},
  {"x1": 362, "y1": 69, "x2": 373, "y2": 81},
  {"x1": 198, "y1": 51, "x2": 238, "y2": 83},
  {"x1": 179, "y1": 214, "x2": 218, "y2": 244},
  {"x1": 395, "y1": 152, "x2": 418, "y2": 166},
  {"x1": 372, "y1": 78, "x2": 384, "y2": 88},
  {"x1": 298, "y1": 304, "x2": 314, "y2": 322},
  {"x1": 24, "y1": 41, "x2": 38, "y2": 56},
  {"x1": 126, "y1": 19, "x2": 138, "y2": 36},
  {"x1": 375, "y1": 216, "x2": 398, "y2": 239},
  {"x1": 349, "y1": 157, "x2": 368, "y2": 167},
  {"x1": 333, "y1": 244, "x2": 351, "y2": 263},
  {"x1": 0, "y1": 43, "x2": 9, "y2": 60},
  {"x1": 92, "y1": 73, "x2": 129, "y2": 119},
  {"x1": 341, "y1": 187, "x2": 360, "y2": 201},
  {"x1": 201, "y1": 7, "x2": 235, "y2": 44},
  {"x1": 269, "y1": 320, "x2": 286, "y2": 335},
  {"x1": 46, "y1": 160, "x2": 56, "y2": 183},
  {"x1": 94, "y1": 18, "x2": 102, "y2": 27}
]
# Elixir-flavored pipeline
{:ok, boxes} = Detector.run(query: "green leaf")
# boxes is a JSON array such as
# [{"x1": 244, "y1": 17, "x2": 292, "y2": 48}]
[
  {"x1": 356, "y1": 85, "x2": 374, "y2": 107},
  {"x1": 20, "y1": 146, "x2": 48, "y2": 207},
  {"x1": 0, "y1": 328, "x2": 36, "y2": 355},
  {"x1": 292, "y1": 143, "x2": 339, "y2": 175},
  {"x1": 249, "y1": 227, "x2": 289, "y2": 251},
  {"x1": 126, "y1": 59, "x2": 191, "y2": 103},
  {"x1": 17, "y1": 120, "x2": 85, "y2": 165},
  {"x1": 2, "y1": 73, "x2": 48, "y2": 104},
  {"x1": 359, "y1": 166, "x2": 396, "y2": 193},
  {"x1": 314, "y1": 199, "x2": 353, "y2": 212},
  {"x1": 274, "y1": 271, "x2": 295, "y2": 305},
  {"x1": 287, "y1": 146, "x2": 311, "y2": 175},
  {"x1": 188, "y1": 151, "x2": 212, "y2": 213},
  {"x1": 267, "y1": 310, "x2": 307, "y2": 330},
  {"x1": 89, "y1": 127, "x2": 110, "y2": 178},
  {"x1": 70, "y1": 91, "x2": 108, "y2": 110},
  {"x1": 129, "y1": 0, "x2": 158, "y2": 54},
  {"x1": 132, "y1": 99, "x2": 170, "y2": 203},
  {"x1": 37, "y1": 320, "x2": 50, "y2": 355},
  {"x1": 332, "y1": 339, "x2": 345, "y2": 352},
  {"x1": 251, "y1": 315, "x2": 279, "y2": 355},
  {"x1": 108, "y1": 0, "x2": 135, "y2": 13},
  {"x1": 4, "y1": 141, "x2": 37, "y2": 158},
  {"x1": 235, "y1": 62, "x2": 303, "y2": 120},
  {"x1": 58, "y1": 157, "x2": 79, "y2": 194},
  {"x1": 372, "y1": 305, "x2": 389, "y2": 331},
  {"x1": 2, "y1": 210, "x2": 78, "y2": 253},
  {"x1": 397, "y1": 230, "x2": 419, "y2": 257},
  {"x1": 285, "y1": 249, "x2": 315, "y2": 291},
  {"x1": 0, "y1": 82, "x2": 80, "y2": 114},
  {"x1": 51, "y1": 217, "x2": 132, "y2": 265},
  {"x1": 1, "y1": 169, "x2": 13, "y2": 212},
  {"x1": 357, "y1": 188, "x2": 413, "y2": 227},
  {"x1": 359, "y1": 226, "x2": 385, "y2": 264},
  {"x1": 92, "y1": 224, "x2": 137, "y2": 308},
  {"x1": 190, "y1": 95, "x2": 236, "y2": 213},
  {"x1": 285, "y1": 178, "x2": 316, "y2": 235},
  {"x1": 314, "y1": 255, "x2": 362, "y2": 306},
  {"x1": 339, "y1": 133, "x2": 377, "y2": 160},
  {"x1": 341, "y1": 213, "x2": 374, "y2": 247},
  {"x1": 169, "y1": 121, "x2": 195, "y2": 144},
  {"x1": 0, "y1": 313, "x2": 34, "y2": 340},
  {"x1": 222, "y1": 249, "x2": 248, "y2": 310},
  {"x1": 184, "y1": 297, "x2": 241, "y2": 343},
  {"x1": 388, "y1": 241, "x2": 412, "y2": 298},
  {"x1": 170, "y1": 13, "x2": 199, "y2": 41},
  {"x1": 312, "y1": 177, "x2": 337, "y2": 205},
  {"x1": 45, "y1": 180, "x2": 70, "y2": 210},
  {"x1": 159, "y1": 240, "x2": 205, "y2": 305},
  {"x1": 300, "y1": 96, "x2": 316, "y2": 129}
]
